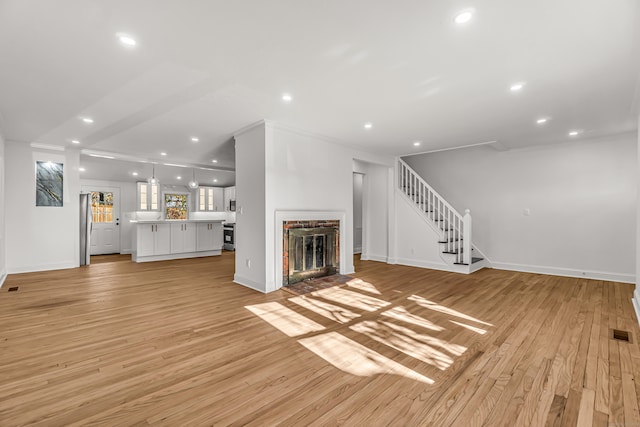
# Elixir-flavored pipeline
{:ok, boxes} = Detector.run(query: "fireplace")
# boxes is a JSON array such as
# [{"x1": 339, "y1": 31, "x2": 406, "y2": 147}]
[{"x1": 283, "y1": 220, "x2": 340, "y2": 286}]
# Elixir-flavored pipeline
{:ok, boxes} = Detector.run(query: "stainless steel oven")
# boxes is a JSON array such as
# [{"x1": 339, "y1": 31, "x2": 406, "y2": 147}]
[{"x1": 223, "y1": 223, "x2": 235, "y2": 251}]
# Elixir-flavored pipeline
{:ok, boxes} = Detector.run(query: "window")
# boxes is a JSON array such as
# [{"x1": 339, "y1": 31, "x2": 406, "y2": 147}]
[
  {"x1": 91, "y1": 191, "x2": 113, "y2": 223},
  {"x1": 138, "y1": 183, "x2": 159, "y2": 211},
  {"x1": 165, "y1": 193, "x2": 188, "y2": 220},
  {"x1": 197, "y1": 187, "x2": 217, "y2": 211}
]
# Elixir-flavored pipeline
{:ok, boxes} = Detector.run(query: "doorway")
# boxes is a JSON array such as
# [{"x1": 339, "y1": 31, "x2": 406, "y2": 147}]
[
  {"x1": 82, "y1": 186, "x2": 121, "y2": 255},
  {"x1": 353, "y1": 172, "x2": 364, "y2": 254}
]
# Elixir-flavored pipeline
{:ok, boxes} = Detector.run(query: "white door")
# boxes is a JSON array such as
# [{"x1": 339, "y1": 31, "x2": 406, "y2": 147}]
[{"x1": 82, "y1": 186, "x2": 121, "y2": 255}]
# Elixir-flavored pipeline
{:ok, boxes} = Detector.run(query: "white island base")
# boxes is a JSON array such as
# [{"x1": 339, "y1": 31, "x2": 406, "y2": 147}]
[{"x1": 132, "y1": 220, "x2": 224, "y2": 263}]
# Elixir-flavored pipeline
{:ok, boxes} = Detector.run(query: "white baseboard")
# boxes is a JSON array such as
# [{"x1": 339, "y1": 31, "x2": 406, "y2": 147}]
[
  {"x1": 394, "y1": 257, "x2": 453, "y2": 273},
  {"x1": 0, "y1": 269, "x2": 6, "y2": 289},
  {"x1": 491, "y1": 262, "x2": 635, "y2": 283},
  {"x1": 233, "y1": 274, "x2": 266, "y2": 293},
  {"x1": 361, "y1": 254, "x2": 388, "y2": 263},
  {"x1": 132, "y1": 250, "x2": 221, "y2": 263},
  {"x1": 120, "y1": 249, "x2": 132, "y2": 255},
  {"x1": 632, "y1": 289, "x2": 640, "y2": 327},
  {"x1": 8, "y1": 262, "x2": 77, "y2": 274}
]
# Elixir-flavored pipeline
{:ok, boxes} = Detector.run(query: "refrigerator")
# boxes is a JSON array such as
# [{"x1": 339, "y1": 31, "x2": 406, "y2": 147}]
[{"x1": 79, "y1": 193, "x2": 92, "y2": 266}]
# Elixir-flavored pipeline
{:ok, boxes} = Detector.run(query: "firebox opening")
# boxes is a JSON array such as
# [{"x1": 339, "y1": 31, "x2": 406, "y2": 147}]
[{"x1": 283, "y1": 221, "x2": 340, "y2": 286}]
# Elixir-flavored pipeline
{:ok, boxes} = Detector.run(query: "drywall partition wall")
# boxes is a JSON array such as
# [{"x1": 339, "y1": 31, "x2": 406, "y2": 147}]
[
  {"x1": 353, "y1": 173, "x2": 363, "y2": 254},
  {"x1": 234, "y1": 124, "x2": 267, "y2": 292},
  {"x1": 394, "y1": 189, "x2": 451, "y2": 271},
  {"x1": 635, "y1": 120, "x2": 640, "y2": 324},
  {"x1": 352, "y1": 160, "x2": 390, "y2": 263},
  {"x1": 234, "y1": 121, "x2": 394, "y2": 293},
  {"x1": 5, "y1": 142, "x2": 81, "y2": 273},
  {"x1": 262, "y1": 123, "x2": 394, "y2": 292},
  {"x1": 0, "y1": 131, "x2": 5, "y2": 287},
  {"x1": 404, "y1": 132, "x2": 637, "y2": 282},
  {"x1": 80, "y1": 179, "x2": 137, "y2": 254}
]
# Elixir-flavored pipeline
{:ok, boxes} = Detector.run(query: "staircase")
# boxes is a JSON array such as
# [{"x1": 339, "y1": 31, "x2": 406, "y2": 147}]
[{"x1": 398, "y1": 159, "x2": 488, "y2": 274}]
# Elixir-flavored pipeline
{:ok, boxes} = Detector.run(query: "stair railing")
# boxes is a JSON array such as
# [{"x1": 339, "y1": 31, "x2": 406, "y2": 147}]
[{"x1": 398, "y1": 159, "x2": 471, "y2": 265}]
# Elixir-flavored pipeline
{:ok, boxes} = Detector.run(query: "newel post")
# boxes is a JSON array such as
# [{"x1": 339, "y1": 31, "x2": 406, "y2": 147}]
[{"x1": 463, "y1": 209, "x2": 472, "y2": 265}]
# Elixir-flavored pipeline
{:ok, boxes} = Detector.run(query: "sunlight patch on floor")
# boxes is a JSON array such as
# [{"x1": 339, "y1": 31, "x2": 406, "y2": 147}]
[
  {"x1": 408, "y1": 295, "x2": 493, "y2": 326},
  {"x1": 312, "y1": 287, "x2": 391, "y2": 312},
  {"x1": 298, "y1": 332, "x2": 434, "y2": 384},
  {"x1": 245, "y1": 302, "x2": 325, "y2": 337},
  {"x1": 345, "y1": 278, "x2": 381, "y2": 295},
  {"x1": 289, "y1": 296, "x2": 361, "y2": 324},
  {"x1": 381, "y1": 306, "x2": 445, "y2": 332},
  {"x1": 350, "y1": 320, "x2": 465, "y2": 370},
  {"x1": 450, "y1": 320, "x2": 488, "y2": 334}
]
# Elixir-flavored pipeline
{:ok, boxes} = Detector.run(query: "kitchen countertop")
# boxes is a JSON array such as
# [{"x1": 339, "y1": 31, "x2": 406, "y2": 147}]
[{"x1": 131, "y1": 219, "x2": 225, "y2": 224}]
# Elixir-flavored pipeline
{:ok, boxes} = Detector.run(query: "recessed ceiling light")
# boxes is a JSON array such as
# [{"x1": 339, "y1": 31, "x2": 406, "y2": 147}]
[
  {"x1": 212, "y1": 159, "x2": 218, "y2": 163},
  {"x1": 510, "y1": 83, "x2": 525, "y2": 92},
  {"x1": 191, "y1": 137, "x2": 199, "y2": 142},
  {"x1": 413, "y1": 141, "x2": 422, "y2": 147},
  {"x1": 213, "y1": 179, "x2": 218, "y2": 183},
  {"x1": 160, "y1": 152, "x2": 167, "y2": 156},
  {"x1": 71, "y1": 139, "x2": 80, "y2": 144},
  {"x1": 81, "y1": 117, "x2": 94, "y2": 124},
  {"x1": 132, "y1": 172, "x2": 139, "y2": 176},
  {"x1": 117, "y1": 33, "x2": 137, "y2": 47},
  {"x1": 536, "y1": 118, "x2": 548, "y2": 124},
  {"x1": 454, "y1": 11, "x2": 473, "y2": 24},
  {"x1": 79, "y1": 167, "x2": 86, "y2": 172},
  {"x1": 364, "y1": 122, "x2": 373, "y2": 129},
  {"x1": 282, "y1": 93, "x2": 293, "y2": 102},
  {"x1": 177, "y1": 176, "x2": 182, "y2": 180},
  {"x1": 569, "y1": 130, "x2": 579, "y2": 136}
]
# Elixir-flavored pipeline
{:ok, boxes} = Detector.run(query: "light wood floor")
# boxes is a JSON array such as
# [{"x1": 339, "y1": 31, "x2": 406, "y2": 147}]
[{"x1": 1, "y1": 253, "x2": 639, "y2": 426}]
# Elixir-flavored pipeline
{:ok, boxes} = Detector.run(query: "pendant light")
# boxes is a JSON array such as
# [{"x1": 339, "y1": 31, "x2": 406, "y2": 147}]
[
  {"x1": 188, "y1": 168, "x2": 199, "y2": 190},
  {"x1": 148, "y1": 163, "x2": 159, "y2": 185}
]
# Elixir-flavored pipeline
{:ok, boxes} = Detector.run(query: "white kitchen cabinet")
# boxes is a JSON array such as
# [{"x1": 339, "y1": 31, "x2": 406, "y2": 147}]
[
  {"x1": 223, "y1": 186, "x2": 236, "y2": 211},
  {"x1": 197, "y1": 187, "x2": 225, "y2": 211},
  {"x1": 170, "y1": 222, "x2": 197, "y2": 254},
  {"x1": 137, "y1": 223, "x2": 171, "y2": 257},
  {"x1": 196, "y1": 222, "x2": 223, "y2": 251},
  {"x1": 133, "y1": 220, "x2": 223, "y2": 262}
]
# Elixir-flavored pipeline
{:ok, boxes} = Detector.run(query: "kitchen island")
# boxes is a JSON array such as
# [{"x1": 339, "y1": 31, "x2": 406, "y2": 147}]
[{"x1": 132, "y1": 220, "x2": 224, "y2": 263}]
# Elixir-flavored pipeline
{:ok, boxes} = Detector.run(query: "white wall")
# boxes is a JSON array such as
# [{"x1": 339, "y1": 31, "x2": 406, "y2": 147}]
[
  {"x1": 5, "y1": 142, "x2": 81, "y2": 273},
  {"x1": 353, "y1": 160, "x2": 390, "y2": 262},
  {"x1": 353, "y1": 173, "x2": 363, "y2": 253},
  {"x1": 405, "y1": 132, "x2": 637, "y2": 282},
  {"x1": 234, "y1": 121, "x2": 393, "y2": 293},
  {"x1": 635, "y1": 117, "x2": 640, "y2": 322},
  {"x1": 0, "y1": 130, "x2": 5, "y2": 287},
  {"x1": 393, "y1": 190, "x2": 451, "y2": 271},
  {"x1": 234, "y1": 124, "x2": 267, "y2": 291}
]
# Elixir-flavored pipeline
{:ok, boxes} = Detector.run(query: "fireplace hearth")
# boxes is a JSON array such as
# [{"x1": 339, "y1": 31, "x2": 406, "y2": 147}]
[{"x1": 283, "y1": 220, "x2": 340, "y2": 286}]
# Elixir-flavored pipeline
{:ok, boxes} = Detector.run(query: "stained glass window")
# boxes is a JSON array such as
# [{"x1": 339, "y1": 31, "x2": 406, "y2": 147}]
[
  {"x1": 165, "y1": 193, "x2": 188, "y2": 220},
  {"x1": 91, "y1": 191, "x2": 113, "y2": 223}
]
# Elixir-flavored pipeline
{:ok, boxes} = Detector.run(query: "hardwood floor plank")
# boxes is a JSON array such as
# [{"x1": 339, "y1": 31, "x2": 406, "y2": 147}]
[
  {"x1": 576, "y1": 388, "x2": 595, "y2": 427},
  {"x1": 545, "y1": 394, "x2": 566, "y2": 427}
]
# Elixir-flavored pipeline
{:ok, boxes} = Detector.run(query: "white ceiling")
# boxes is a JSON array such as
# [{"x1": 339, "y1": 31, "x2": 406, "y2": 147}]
[{"x1": 0, "y1": 0, "x2": 639, "y2": 185}]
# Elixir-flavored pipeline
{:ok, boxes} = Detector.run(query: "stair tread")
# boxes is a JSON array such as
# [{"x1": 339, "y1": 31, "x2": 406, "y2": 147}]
[
  {"x1": 438, "y1": 239, "x2": 462, "y2": 243},
  {"x1": 454, "y1": 257, "x2": 484, "y2": 265}
]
